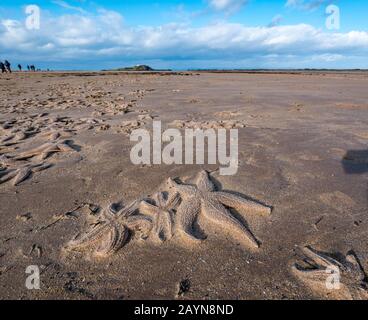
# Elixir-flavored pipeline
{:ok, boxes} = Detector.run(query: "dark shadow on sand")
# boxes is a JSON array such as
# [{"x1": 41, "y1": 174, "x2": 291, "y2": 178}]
[{"x1": 342, "y1": 150, "x2": 368, "y2": 174}]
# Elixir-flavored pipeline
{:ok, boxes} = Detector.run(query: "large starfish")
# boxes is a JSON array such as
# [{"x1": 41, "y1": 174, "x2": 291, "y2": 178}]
[
  {"x1": 293, "y1": 247, "x2": 368, "y2": 300},
  {"x1": 139, "y1": 192, "x2": 180, "y2": 242},
  {"x1": 14, "y1": 140, "x2": 75, "y2": 161},
  {"x1": 67, "y1": 201, "x2": 152, "y2": 257},
  {"x1": 167, "y1": 170, "x2": 271, "y2": 248},
  {"x1": 0, "y1": 155, "x2": 51, "y2": 186}
]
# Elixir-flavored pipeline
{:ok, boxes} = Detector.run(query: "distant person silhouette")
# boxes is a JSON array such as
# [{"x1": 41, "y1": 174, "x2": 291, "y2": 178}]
[
  {"x1": 27, "y1": 65, "x2": 30, "y2": 71},
  {"x1": 30, "y1": 65, "x2": 36, "y2": 72},
  {"x1": 18, "y1": 64, "x2": 22, "y2": 72},
  {"x1": 4, "y1": 60, "x2": 11, "y2": 73},
  {"x1": 0, "y1": 62, "x2": 5, "y2": 73}
]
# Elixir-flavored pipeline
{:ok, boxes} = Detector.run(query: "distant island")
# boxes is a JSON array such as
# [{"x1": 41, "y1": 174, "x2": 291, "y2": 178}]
[{"x1": 102, "y1": 65, "x2": 172, "y2": 72}]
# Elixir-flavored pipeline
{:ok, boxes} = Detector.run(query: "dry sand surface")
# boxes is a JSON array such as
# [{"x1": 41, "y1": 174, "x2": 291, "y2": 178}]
[{"x1": 0, "y1": 71, "x2": 367, "y2": 300}]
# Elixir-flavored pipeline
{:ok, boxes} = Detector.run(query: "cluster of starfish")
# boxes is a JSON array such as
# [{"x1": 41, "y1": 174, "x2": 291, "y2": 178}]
[
  {"x1": 0, "y1": 131, "x2": 76, "y2": 186},
  {"x1": 0, "y1": 155, "x2": 51, "y2": 186},
  {"x1": 67, "y1": 170, "x2": 272, "y2": 257}
]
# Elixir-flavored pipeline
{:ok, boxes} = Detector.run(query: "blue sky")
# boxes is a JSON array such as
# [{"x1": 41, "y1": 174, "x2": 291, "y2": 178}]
[{"x1": 0, "y1": 0, "x2": 367, "y2": 70}]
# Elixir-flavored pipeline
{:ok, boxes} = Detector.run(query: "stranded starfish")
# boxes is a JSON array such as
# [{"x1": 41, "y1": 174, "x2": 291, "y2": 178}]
[
  {"x1": 0, "y1": 159, "x2": 51, "y2": 186},
  {"x1": 67, "y1": 201, "x2": 152, "y2": 257},
  {"x1": 293, "y1": 247, "x2": 368, "y2": 300},
  {"x1": 139, "y1": 192, "x2": 180, "y2": 242},
  {"x1": 0, "y1": 130, "x2": 39, "y2": 147},
  {"x1": 14, "y1": 140, "x2": 75, "y2": 161},
  {"x1": 168, "y1": 170, "x2": 271, "y2": 248}
]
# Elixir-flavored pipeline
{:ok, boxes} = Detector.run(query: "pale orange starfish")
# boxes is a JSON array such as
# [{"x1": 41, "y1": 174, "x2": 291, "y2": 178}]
[
  {"x1": 0, "y1": 155, "x2": 51, "y2": 186},
  {"x1": 139, "y1": 192, "x2": 180, "y2": 242},
  {"x1": 14, "y1": 140, "x2": 75, "y2": 161},
  {"x1": 67, "y1": 201, "x2": 152, "y2": 257},
  {"x1": 293, "y1": 247, "x2": 368, "y2": 300},
  {"x1": 168, "y1": 170, "x2": 271, "y2": 248}
]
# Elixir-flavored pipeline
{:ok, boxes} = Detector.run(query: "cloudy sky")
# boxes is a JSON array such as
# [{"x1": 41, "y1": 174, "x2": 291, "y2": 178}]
[{"x1": 0, "y1": 0, "x2": 367, "y2": 70}]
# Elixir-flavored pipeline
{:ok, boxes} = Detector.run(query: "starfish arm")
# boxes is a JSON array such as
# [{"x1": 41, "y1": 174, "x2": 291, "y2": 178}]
[
  {"x1": 167, "y1": 178, "x2": 197, "y2": 197},
  {"x1": 196, "y1": 170, "x2": 216, "y2": 192},
  {"x1": 346, "y1": 254, "x2": 359, "y2": 266},
  {"x1": 165, "y1": 192, "x2": 180, "y2": 210},
  {"x1": 345, "y1": 254, "x2": 367, "y2": 282},
  {"x1": 110, "y1": 200, "x2": 140, "y2": 219},
  {"x1": 202, "y1": 198, "x2": 259, "y2": 248},
  {"x1": 139, "y1": 201, "x2": 162, "y2": 217},
  {"x1": 302, "y1": 247, "x2": 342, "y2": 269},
  {"x1": 174, "y1": 199, "x2": 202, "y2": 242},
  {"x1": 139, "y1": 197, "x2": 175, "y2": 242},
  {"x1": 58, "y1": 141, "x2": 75, "y2": 152},
  {"x1": 67, "y1": 222, "x2": 110, "y2": 250},
  {"x1": 155, "y1": 191, "x2": 179, "y2": 209},
  {"x1": 0, "y1": 170, "x2": 17, "y2": 184},
  {"x1": 151, "y1": 215, "x2": 164, "y2": 243},
  {"x1": 96, "y1": 225, "x2": 129, "y2": 256},
  {"x1": 40, "y1": 150, "x2": 55, "y2": 160},
  {"x1": 13, "y1": 167, "x2": 32, "y2": 186},
  {"x1": 40, "y1": 143, "x2": 68, "y2": 159},
  {"x1": 162, "y1": 210, "x2": 174, "y2": 240},
  {"x1": 216, "y1": 191, "x2": 272, "y2": 215},
  {"x1": 15, "y1": 143, "x2": 51, "y2": 160},
  {"x1": 31, "y1": 163, "x2": 52, "y2": 172},
  {"x1": 15, "y1": 152, "x2": 37, "y2": 161},
  {"x1": 292, "y1": 265, "x2": 332, "y2": 283},
  {"x1": 154, "y1": 210, "x2": 174, "y2": 242},
  {"x1": 156, "y1": 192, "x2": 166, "y2": 208},
  {"x1": 346, "y1": 254, "x2": 361, "y2": 270},
  {"x1": 125, "y1": 215, "x2": 153, "y2": 236}
]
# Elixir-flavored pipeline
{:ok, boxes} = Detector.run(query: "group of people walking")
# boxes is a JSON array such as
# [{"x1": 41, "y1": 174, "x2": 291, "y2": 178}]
[
  {"x1": 1, "y1": 60, "x2": 38, "y2": 73},
  {"x1": 26, "y1": 65, "x2": 37, "y2": 72},
  {"x1": 0, "y1": 60, "x2": 12, "y2": 73}
]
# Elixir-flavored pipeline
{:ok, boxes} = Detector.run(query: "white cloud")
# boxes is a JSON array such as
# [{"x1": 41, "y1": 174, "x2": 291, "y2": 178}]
[
  {"x1": 1, "y1": 10, "x2": 367, "y2": 69},
  {"x1": 285, "y1": 0, "x2": 331, "y2": 11},
  {"x1": 52, "y1": 0, "x2": 87, "y2": 14},
  {"x1": 285, "y1": 0, "x2": 301, "y2": 8},
  {"x1": 311, "y1": 53, "x2": 344, "y2": 62},
  {"x1": 208, "y1": 0, "x2": 248, "y2": 14}
]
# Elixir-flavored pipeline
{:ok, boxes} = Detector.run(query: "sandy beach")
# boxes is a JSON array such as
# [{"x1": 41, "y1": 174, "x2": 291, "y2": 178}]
[{"x1": 0, "y1": 71, "x2": 367, "y2": 300}]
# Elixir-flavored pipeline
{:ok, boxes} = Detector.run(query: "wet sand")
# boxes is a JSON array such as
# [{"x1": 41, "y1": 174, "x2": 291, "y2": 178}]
[{"x1": 0, "y1": 71, "x2": 367, "y2": 300}]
